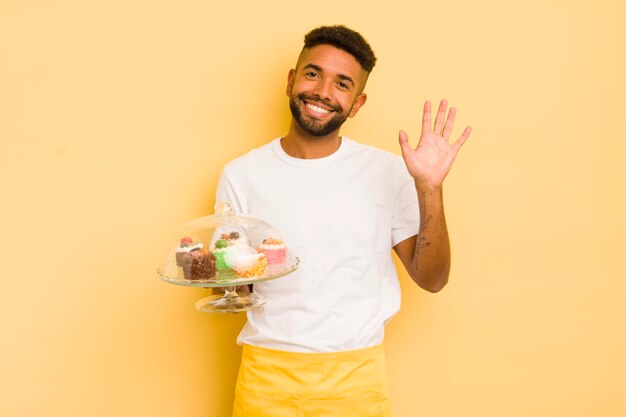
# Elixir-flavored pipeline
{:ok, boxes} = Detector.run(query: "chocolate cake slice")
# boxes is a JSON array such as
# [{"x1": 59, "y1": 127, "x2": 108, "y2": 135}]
[{"x1": 182, "y1": 249, "x2": 216, "y2": 281}]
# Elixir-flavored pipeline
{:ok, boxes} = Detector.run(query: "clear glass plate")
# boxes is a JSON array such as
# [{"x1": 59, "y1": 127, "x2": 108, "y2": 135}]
[{"x1": 157, "y1": 201, "x2": 299, "y2": 313}]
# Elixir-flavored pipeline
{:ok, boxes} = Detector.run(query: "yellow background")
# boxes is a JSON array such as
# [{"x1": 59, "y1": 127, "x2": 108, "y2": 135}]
[{"x1": 1, "y1": 0, "x2": 625, "y2": 416}]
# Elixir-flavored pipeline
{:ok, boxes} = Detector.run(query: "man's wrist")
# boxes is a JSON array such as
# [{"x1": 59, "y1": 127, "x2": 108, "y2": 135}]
[{"x1": 414, "y1": 180, "x2": 443, "y2": 194}]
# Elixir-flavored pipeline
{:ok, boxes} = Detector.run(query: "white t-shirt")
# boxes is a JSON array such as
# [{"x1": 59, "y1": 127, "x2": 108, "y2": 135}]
[{"x1": 216, "y1": 137, "x2": 419, "y2": 353}]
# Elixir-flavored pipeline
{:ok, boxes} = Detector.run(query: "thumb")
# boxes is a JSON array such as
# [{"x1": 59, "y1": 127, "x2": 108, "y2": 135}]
[{"x1": 398, "y1": 130, "x2": 412, "y2": 158}]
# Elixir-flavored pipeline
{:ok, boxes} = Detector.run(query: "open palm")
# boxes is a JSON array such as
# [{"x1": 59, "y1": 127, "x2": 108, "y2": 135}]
[{"x1": 399, "y1": 100, "x2": 472, "y2": 188}]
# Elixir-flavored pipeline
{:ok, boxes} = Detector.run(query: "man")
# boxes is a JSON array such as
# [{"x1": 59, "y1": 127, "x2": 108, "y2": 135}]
[{"x1": 217, "y1": 25, "x2": 471, "y2": 417}]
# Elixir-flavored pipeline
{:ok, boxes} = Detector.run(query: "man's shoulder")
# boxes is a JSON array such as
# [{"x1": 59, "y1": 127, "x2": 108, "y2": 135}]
[
  {"x1": 344, "y1": 137, "x2": 403, "y2": 166},
  {"x1": 222, "y1": 138, "x2": 279, "y2": 173}
]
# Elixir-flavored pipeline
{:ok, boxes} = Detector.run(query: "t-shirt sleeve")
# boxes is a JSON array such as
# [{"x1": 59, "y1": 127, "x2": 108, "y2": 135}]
[
  {"x1": 215, "y1": 165, "x2": 244, "y2": 214},
  {"x1": 391, "y1": 160, "x2": 420, "y2": 247}
]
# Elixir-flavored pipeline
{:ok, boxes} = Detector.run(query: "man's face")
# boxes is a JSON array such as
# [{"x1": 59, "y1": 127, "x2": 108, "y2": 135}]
[{"x1": 286, "y1": 44, "x2": 368, "y2": 137}]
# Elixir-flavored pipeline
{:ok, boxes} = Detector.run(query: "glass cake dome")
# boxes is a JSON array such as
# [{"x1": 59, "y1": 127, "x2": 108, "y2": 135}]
[{"x1": 157, "y1": 201, "x2": 299, "y2": 313}]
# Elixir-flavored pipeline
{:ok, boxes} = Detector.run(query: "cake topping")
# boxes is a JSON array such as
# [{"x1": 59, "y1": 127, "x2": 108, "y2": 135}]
[
  {"x1": 176, "y1": 238, "x2": 203, "y2": 253},
  {"x1": 180, "y1": 237, "x2": 193, "y2": 247},
  {"x1": 216, "y1": 231, "x2": 242, "y2": 247},
  {"x1": 262, "y1": 237, "x2": 284, "y2": 245}
]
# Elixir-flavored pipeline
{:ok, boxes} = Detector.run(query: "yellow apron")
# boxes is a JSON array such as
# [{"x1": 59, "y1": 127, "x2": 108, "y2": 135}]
[{"x1": 232, "y1": 344, "x2": 391, "y2": 417}]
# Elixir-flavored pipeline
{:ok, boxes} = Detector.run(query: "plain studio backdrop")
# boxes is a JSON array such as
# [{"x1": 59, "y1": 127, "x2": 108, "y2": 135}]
[{"x1": 1, "y1": 1, "x2": 624, "y2": 416}]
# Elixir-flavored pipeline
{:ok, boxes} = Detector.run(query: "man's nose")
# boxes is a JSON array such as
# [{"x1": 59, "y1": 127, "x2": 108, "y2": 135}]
[{"x1": 312, "y1": 78, "x2": 332, "y2": 100}]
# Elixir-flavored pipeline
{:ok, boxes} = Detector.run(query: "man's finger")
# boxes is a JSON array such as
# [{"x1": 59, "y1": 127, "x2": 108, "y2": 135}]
[
  {"x1": 452, "y1": 126, "x2": 472, "y2": 151},
  {"x1": 434, "y1": 99, "x2": 447, "y2": 135},
  {"x1": 421, "y1": 101, "x2": 432, "y2": 133},
  {"x1": 442, "y1": 107, "x2": 456, "y2": 140},
  {"x1": 399, "y1": 130, "x2": 413, "y2": 157}
]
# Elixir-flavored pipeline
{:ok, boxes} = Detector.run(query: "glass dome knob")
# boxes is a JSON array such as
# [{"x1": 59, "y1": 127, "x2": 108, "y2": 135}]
[{"x1": 215, "y1": 201, "x2": 234, "y2": 217}]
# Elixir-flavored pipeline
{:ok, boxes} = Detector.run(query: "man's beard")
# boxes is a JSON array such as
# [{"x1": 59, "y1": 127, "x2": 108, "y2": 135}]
[{"x1": 289, "y1": 94, "x2": 351, "y2": 137}]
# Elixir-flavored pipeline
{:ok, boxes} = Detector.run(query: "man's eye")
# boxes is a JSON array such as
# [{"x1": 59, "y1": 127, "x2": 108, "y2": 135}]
[
  {"x1": 338, "y1": 82, "x2": 349, "y2": 89},
  {"x1": 306, "y1": 72, "x2": 318, "y2": 78}
]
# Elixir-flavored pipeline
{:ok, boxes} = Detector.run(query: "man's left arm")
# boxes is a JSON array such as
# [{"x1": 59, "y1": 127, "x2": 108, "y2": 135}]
[{"x1": 393, "y1": 99, "x2": 472, "y2": 293}]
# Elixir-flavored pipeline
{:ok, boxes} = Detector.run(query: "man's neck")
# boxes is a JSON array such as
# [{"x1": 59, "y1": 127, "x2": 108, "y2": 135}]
[{"x1": 281, "y1": 121, "x2": 342, "y2": 159}]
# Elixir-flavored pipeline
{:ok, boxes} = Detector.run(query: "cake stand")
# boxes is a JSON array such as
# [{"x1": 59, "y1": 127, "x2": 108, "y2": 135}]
[
  {"x1": 157, "y1": 201, "x2": 299, "y2": 314},
  {"x1": 158, "y1": 253, "x2": 299, "y2": 313}
]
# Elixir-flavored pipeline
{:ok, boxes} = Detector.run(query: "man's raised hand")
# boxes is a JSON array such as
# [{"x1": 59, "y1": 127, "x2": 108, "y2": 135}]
[{"x1": 399, "y1": 99, "x2": 471, "y2": 189}]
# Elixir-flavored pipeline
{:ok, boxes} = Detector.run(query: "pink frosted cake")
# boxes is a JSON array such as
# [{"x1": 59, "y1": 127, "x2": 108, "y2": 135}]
[{"x1": 258, "y1": 238, "x2": 287, "y2": 266}]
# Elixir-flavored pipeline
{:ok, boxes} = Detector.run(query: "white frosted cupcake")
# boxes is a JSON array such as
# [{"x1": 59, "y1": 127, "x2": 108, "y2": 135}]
[{"x1": 233, "y1": 247, "x2": 268, "y2": 278}]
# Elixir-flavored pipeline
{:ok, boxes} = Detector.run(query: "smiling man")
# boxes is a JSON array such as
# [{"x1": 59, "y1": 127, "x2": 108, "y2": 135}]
[
  {"x1": 287, "y1": 43, "x2": 368, "y2": 139},
  {"x1": 217, "y1": 25, "x2": 471, "y2": 416}
]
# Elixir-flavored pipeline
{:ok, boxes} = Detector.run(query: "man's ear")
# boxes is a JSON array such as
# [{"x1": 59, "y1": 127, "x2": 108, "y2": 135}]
[
  {"x1": 349, "y1": 93, "x2": 367, "y2": 118},
  {"x1": 286, "y1": 69, "x2": 295, "y2": 97}
]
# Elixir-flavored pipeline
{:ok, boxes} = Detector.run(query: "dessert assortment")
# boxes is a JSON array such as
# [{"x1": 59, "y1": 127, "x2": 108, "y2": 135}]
[
  {"x1": 172, "y1": 230, "x2": 288, "y2": 283},
  {"x1": 158, "y1": 202, "x2": 299, "y2": 313}
]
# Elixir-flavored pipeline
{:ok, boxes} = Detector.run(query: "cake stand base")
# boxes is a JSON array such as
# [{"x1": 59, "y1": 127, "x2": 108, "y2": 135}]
[{"x1": 194, "y1": 289, "x2": 266, "y2": 314}]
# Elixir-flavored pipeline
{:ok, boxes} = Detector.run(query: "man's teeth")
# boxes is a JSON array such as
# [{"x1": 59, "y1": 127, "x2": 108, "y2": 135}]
[{"x1": 306, "y1": 103, "x2": 331, "y2": 115}]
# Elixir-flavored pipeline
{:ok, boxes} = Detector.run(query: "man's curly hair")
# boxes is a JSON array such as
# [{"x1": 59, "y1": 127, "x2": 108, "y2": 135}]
[{"x1": 303, "y1": 25, "x2": 377, "y2": 73}]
